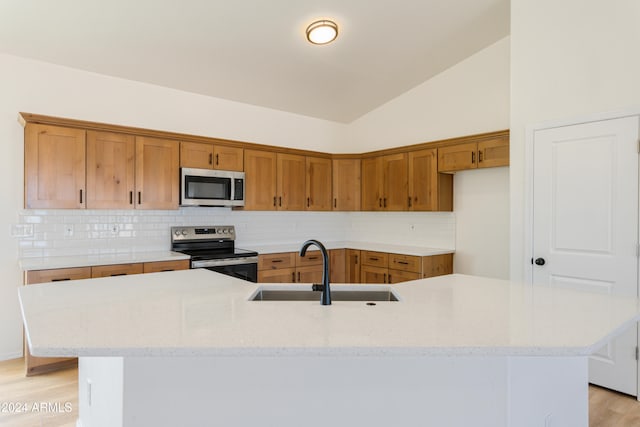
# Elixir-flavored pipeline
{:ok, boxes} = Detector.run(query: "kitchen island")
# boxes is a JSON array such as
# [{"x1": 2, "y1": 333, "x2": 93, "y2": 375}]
[{"x1": 19, "y1": 269, "x2": 640, "y2": 427}]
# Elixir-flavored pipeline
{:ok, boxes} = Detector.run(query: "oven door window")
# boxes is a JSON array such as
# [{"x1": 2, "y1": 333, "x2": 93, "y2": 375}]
[
  {"x1": 185, "y1": 176, "x2": 231, "y2": 200},
  {"x1": 205, "y1": 264, "x2": 257, "y2": 283}
]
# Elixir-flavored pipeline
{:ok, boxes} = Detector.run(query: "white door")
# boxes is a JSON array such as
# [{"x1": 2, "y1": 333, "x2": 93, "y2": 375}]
[{"x1": 532, "y1": 116, "x2": 639, "y2": 396}]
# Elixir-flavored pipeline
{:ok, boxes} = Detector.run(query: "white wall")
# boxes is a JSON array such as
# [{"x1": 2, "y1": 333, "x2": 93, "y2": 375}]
[
  {"x1": 347, "y1": 37, "x2": 510, "y2": 152},
  {"x1": 510, "y1": 0, "x2": 640, "y2": 281},
  {"x1": 348, "y1": 37, "x2": 511, "y2": 277},
  {"x1": 454, "y1": 168, "x2": 510, "y2": 279}
]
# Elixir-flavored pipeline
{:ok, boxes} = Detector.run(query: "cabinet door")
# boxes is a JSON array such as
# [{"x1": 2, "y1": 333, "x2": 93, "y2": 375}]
[
  {"x1": 388, "y1": 269, "x2": 420, "y2": 284},
  {"x1": 91, "y1": 263, "x2": 143, "y2": 278},
  {"x1": 437, "y1": 142, "x2": 478, "y2": 172},
  {"x1": 258, "y1": 268, "x2": 296, "y2": 283},
  {"x1": 296, "y1": 265, "x2": 323, "y2": 284},
  {"x1": 360, "y1": 265, "x2": 388, "y2": 284},
  {"x1": 244, "y1": 149, "x2": 277, "y2": 210},
  {"x1": 214, "y1": 146, "x2": 244, "y2": 171},
  {"x1": 332, "y1": 159, "x2": 361, "y2": 211},
  {"x1": 306, "y1": 156, "x2": 332, "y2": 211},
  {"x1": 180, "y1": 142, "x2": 214, "y2": 169},
  {"x1": 361, "y1": 157, "x2": 383, "y2": 211},
  {"x1": 143, "y1": 260, "x2": 190, "y2": 273},
  {"x1": 24, "y1": 124, "x2": 86, "y2": 209},
  {"x1": 86, "y1": 131, "x2": 135, "y2": 209},
  {"x1": 24, "y1": 266, "x2": 91, "y2": 376},
  {"x1": 478, "y1": 138, "x2": 509, "y2": 168},
  {"x1": 329, "y1": 249, "x2": 346, "y2": 283},
  {"x1": 345, "y1": 249, "x2": 361, "y2": 284},
  {"x1": 408, "y1": 148, "x2": 439, "y2": 211},
  {"x1": 135, "y1": 136, "x2": 179, "y2": 210},
  {"x1": 277, "y1": 153, "x2": 306, "y2": 210},
  {"x1": 422, "y1": 254, "x2": 454, "y2": 278},
  {"x1": 382, "y1": 153, "x2": 408, "y2": 211}
]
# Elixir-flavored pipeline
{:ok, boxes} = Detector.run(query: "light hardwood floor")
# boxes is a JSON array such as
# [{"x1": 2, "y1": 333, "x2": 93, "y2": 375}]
[
  {"x1": 1, "y1": 357, "x2": 639, "y2": 426},
  {"x1": 0, "y1": 358, "x2": 77, "y2": 427}
]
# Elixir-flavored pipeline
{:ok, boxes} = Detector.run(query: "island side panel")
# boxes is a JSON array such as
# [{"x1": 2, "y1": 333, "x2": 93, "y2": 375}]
[
  {"x1": 508, "y1": 356, "x2": 588, "y2": 427},
  {"x1": 118, "y1": 356, "x2": 510, "y2": 427},
  {"x1": 78, "y1": 357, "x2": 124, "y2": 427}
]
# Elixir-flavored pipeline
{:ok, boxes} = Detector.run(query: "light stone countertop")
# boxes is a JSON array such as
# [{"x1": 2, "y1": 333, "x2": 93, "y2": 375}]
[
  {"x1": 18, "y1": 270, "x2": 640, "y2": 358},
  {"x1": 19, "y1": 251, "x2": 190, "y2": 271},
  {"x1": 242, "y1": 241, "x2": 454, "y2": 257}
]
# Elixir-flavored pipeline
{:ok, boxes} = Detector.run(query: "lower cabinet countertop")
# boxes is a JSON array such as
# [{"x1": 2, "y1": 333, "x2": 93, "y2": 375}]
[
  {"x1": 243, "y1": 241, "x2": 454, "y2": 257},
  {"x1": 18, "y1": 251, "x2": 190, "y2": 271}
]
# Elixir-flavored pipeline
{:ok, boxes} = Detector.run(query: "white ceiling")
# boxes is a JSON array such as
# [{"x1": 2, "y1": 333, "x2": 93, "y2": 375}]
[{"x1": 0, "y1": 0, "x2": 509, "y2": 123}]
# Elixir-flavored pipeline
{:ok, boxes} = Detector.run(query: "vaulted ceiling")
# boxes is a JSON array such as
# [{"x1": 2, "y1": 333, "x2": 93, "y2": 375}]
[{"x1": 0, "y1": 0, "x2": 509, "y2": 123}]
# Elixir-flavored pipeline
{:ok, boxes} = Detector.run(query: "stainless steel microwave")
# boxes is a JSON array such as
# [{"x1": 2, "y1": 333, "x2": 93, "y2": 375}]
[{"x1": 180, "y1": 168, "x2": 245, "y2": 207}]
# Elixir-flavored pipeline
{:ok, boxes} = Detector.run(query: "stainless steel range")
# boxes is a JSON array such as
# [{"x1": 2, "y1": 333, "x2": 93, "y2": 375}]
[{"x1": 171, "y1": 226, "x2": 258, "y2": 282}]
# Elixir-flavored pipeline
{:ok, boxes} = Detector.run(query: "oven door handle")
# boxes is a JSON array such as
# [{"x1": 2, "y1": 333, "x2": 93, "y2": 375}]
[{"x1": 191, "y1": 256, "x2": 259, "y2": 268}]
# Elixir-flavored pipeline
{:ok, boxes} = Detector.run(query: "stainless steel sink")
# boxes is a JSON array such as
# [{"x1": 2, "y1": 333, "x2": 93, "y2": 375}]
[{"x1": 250, "y1": 289, "x2": 399, "y2": 302}]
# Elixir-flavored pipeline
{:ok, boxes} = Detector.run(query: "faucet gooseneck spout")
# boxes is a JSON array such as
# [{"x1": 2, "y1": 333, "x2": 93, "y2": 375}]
[{"x1": 299, "y1": 239, "x2": 331, "y2": 305}]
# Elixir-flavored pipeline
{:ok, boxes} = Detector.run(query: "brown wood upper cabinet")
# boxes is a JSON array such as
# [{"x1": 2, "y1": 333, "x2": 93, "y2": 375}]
[
  {"x1": 180, "y1": 142, "x2": 243, "y2": 171},
  {"x1": 408, "y1": 148, "x2": 453, "y2": 211},
  {"x1": 86, "y1": 131, "x2": 135, "y2": 209},
  {"x1": 306, "y1": 156, "x2": 332, "y2": 211},
  {"x1": 361, "y1": 154, "x2": 408, "y2": 211},
  {"x1": 277, "y1": 153, "x2": 306, "y2": 210},
  {"x1": 332, "y1": 158, "x2": 361, "y2": 211},
  {"x1": 244, "y1": 149, "x2": 277, "y2": 210},
  {"x1": 438, "y1": 137, "x2": 509, "y2": 173},
  {"x1": 135, "y1": 136, "x2": 180, "y2": 210},
  {"x1": 24, "y1": 124, "x2": 86, "y2": 209}
]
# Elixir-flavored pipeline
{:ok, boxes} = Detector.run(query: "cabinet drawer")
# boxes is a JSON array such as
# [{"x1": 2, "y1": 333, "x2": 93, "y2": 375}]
[
  {"x1": 361, "y1": 251, "x2": 388, "y2": 268},
  {"x1": 258, "y1": 268, "x2": 295, "y2": 283},
  {"x1": 388, "y1": 253, "x2": 421, "y2": 273},
  {"x1": 388, "y1": 269, "x2": 420, "y2": 284},
  {"x1": 91, "y1": 263, "x2": 143, "y2": 278},
  {"x1": 25, "y1": 267, "x2": 92, "y2": 284},
  {"x1": 258, "y1": 253, "x2": 296, "y2": 270},
  {"x1": 296, "y1": 250, "x2": 323, "y2": 266},
  {"x1": 143, "y1": 260, "x2": 190, "y2": 273}
]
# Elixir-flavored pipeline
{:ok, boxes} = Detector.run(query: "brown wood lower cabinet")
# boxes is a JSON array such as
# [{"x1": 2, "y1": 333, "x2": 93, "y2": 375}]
[
  {"x1": 258, "y1": 249, "x2": 453, "y2": 285},
  {"x1": 24, "y1": 267, "x2": 91, "y2": 376},
  {"x1": 23, "y1": 259, "x2": 189, "y2": 376},
  {"x1": 91, "y1": 263, "x2": 143, "y2": 278},
  {"x1": 142, "y1": 259, "x2": 190, "y2": 273}
]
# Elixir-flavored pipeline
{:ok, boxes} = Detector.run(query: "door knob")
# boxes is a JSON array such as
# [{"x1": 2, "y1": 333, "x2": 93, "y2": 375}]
[{"x1": 534, "y1": 258, "x2": 546, "y2": 266}]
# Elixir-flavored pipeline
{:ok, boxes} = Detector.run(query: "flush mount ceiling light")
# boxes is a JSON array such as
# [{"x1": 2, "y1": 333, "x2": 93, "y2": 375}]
[{"x1": 306, "y1": 20, "x2": 338, "y2": 45}]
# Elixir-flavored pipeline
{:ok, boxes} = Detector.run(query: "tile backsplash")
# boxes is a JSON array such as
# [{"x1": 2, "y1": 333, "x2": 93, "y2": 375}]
[{"x1": 15, "y1": 208, "x2": 455, "y2": 258}]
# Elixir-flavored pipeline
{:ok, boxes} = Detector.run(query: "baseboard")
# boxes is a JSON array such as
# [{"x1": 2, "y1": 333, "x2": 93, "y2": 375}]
[{"x1": 0, "y1": 351, "x2": 23, "y2": 362}]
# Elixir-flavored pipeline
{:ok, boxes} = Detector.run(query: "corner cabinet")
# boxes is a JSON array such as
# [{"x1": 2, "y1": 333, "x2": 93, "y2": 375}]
[
  {"x1": 135, "y1": 136, "x2": 180, "y2": 210},
  {"x1": 332, "y1": 159, "x2": 361, "y2": 211},
  {"x1": 407, "y1": 148, "x2": 452, "y2": 211},
  {"x1": 24, "y1": 124, "x2": 86, "y2": 209}
]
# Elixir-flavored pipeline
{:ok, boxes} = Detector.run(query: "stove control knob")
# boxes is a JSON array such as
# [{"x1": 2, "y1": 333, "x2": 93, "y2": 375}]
[
  {"x1": 174, "y1": 230, "x2": 180, "y2": 236},
  {"x1": 222, "y1": 229, "x2": 228, "y2": 234},
  {"x1": 181, "y1": 230, "x2": 188, "y2": 236}
]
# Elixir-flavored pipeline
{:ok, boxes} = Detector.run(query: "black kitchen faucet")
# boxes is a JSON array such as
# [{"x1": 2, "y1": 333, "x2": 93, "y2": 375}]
[{"x1": 299, "y1": 239, "x2": 331, "y2": 305}]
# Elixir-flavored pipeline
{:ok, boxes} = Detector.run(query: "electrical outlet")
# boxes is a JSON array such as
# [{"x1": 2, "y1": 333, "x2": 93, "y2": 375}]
[
  {"x1": 64, "y1": 225, "x2": 74, "y2": 237},
  {"x1": 409, "y1": 224, "x2": 416, "y2": 231},
  {"x1": 11, "y1": 224, "x2": 34, "y2": 237},
  {"x1": 110, "y1": 224, "x2": 119, "y2": 234}
]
